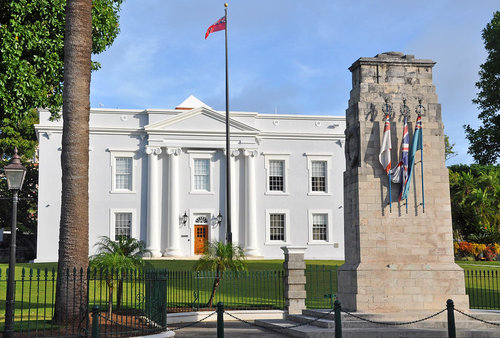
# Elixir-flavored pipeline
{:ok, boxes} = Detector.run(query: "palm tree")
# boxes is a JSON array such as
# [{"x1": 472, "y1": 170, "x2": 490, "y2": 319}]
[
  {"x1": 90, "y1": 236, "x2": 148, "y2": 316},
  {"x1": 193, "y1": 241, "x2": 247, "y2": 307},
  {"x1": 53, "y1": 0, "x2": 93, "y2": 324}
]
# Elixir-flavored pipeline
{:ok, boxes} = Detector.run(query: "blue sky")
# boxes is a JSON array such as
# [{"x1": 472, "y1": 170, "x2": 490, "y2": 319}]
[{"x1": 90, "y1": 1, "x2": 499, "y2": 165}]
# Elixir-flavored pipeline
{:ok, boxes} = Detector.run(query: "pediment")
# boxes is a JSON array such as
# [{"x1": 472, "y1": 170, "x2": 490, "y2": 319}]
[{"x1": 144, "y1": 107, "x2": 259, "y2": 134}]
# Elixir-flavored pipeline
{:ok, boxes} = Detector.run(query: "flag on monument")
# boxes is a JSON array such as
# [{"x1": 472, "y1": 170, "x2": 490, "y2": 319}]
[
  {"x1": 205, "y1": 16, "x2": 226, "y2": 39},
  {"x1": 379, "y1": 114, "x2": 392, "y2": 174},
  {"x1": 391, "y1": 115, "x2": 409, "y2": 201},
  {"x1": 400, "y1": 115, "x2": 423, "y2": 200}
]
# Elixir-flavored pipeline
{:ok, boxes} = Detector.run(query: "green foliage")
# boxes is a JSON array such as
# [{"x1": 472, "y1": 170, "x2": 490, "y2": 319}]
[
  {"x1": 193, "y1": 241, "x2": 247, "y2": 307},
  {"x1": 0, "y1": 0, "x2": 124, "y2": 160},
  {"x1": 464, "y1": 11, "x2": 500, "y2": 164},
  {"x1": 89, "y1": 236, "x2": 147, "y2": 270},
  {"x1": 193, "y1": 241, "x2": 247, "y2": 273},
  {"x1": 449, "y1": 164, "x2": 500, "y2": 239},
  {"x1": 445, "y1": 134, "x2": 457, "y2": 161}
]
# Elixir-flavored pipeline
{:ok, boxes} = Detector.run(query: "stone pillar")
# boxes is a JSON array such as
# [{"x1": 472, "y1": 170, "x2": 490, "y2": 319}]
[
  {"x1": 243, "y1": 150, "x2": 259, "y2": 256},
  {"x1": 281, "y1": 246, "x2": 307, "y2": 315},
  {"x1": 230, "y1": 150, "x2": 240, "y2": 245},
  {"x1": 146, "y1": 146, "x2": 162, "y2": 257},
  {"x1": 337, "y1": 52, "x2": 469, "y2": 313},
  {"x1": 164, "y1": 147, "x2": 182, "y2": 256}
]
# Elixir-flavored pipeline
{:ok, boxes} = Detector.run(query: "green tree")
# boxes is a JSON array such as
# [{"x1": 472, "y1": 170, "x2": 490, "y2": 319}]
[
  {"x1": 193, "y1": 241, "x2": 247, "y2": 307},
  {"x1": 445, "y1": 135, "x2": 457, "y2": 161},
  {"x1": 464, "y1": 11, "x2": 500, "y2": 164},
  {"x1": 0, "y1": 0, "x2": 124, "y2": 160},
  {"x1": 90, "y1": 236, "x2": 148, "y2": 316},
  {"x1": 449, "y1": 164, "x2": 500, "y2": 239}
]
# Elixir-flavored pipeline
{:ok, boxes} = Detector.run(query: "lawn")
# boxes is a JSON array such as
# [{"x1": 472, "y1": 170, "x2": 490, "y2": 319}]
[{"x1": 0, "y1": 258, "x2": 498, "y2": 332}]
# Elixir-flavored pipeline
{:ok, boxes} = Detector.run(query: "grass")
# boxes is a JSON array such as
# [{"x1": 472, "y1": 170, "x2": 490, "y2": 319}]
[{"x1": 0, "y1": 258, "x2": 498, "y2": 332}]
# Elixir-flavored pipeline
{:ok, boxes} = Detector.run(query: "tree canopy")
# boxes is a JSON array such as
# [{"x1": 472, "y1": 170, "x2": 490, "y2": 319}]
[
  {"x1": 449, "y1": 164, "x2": 500, "y2": 239},
  {"x1": 0, "y1": 0, "x2": 124, "y2": 160},
  {"x1": 465, "y1": 11, "x2": 500, "y2": 164}
]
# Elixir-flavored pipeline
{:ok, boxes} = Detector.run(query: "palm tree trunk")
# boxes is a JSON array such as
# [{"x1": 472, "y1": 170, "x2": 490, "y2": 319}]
[
  {"x1": 53, "y1": 0, "x2": 92, "y2": 324},
  {"x1": 207, "y1": 267, "x2": 221, "y2": 307}
]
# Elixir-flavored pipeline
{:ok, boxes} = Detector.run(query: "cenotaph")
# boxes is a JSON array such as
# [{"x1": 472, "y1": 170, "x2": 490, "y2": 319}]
[{"x1": 337, "y1": 52, "x2": 469, "y2": 312}]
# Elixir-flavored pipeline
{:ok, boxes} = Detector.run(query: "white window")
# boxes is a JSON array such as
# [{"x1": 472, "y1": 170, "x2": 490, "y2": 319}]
[
  {"x1": 109, "y1": 209, "x2": 136, "y2": 240},
  {"x1": 265, "y1": 209, "x2": 290, "y2": 244},
  {"x1": 194, "y1": 159, "x2": 210, "y2": 190},
  {"x1": 306, "y1": 155, "x2": 332, "y2": 195},
  {"x1": 109, "y1": 150, "x2": 136, "y2": 193},
  {"x1": 115, "y1": 157, "x2": 132, "y2": 190},
  {"x1": 188, "y1": 151, "x2": 215, "y2": 194},
  {"x1": 115, "y1": 212, "x2": 132, "y2": 240},
  {"x1": 308, "y1": 210, "x2": 333, "y2": 244},
  {"x1": 311, "y1": 161, "x2": 326, "y2": 192},
  {"x1": 264, "y1": 154, "x2": 290, "y2": 194}
]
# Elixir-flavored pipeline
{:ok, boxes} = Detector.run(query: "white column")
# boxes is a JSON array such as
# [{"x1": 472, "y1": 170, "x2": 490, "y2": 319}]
[
  {"x1": 146, "y1": 146, "x2": 162, "y2": 257},
  {"x1": 243, "y1": 150, "x2": 259, "y2": 256},
  {"x1": 165, "y1": 147, "x2": 182, "y2": 256},
  {"x1": 230, "y1": 150, "x2": 240, "y2": 245}
]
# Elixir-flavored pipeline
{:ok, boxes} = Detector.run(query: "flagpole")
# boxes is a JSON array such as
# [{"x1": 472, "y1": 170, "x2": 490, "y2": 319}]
[
  {"x1": 388, "y1": 172, "x2": 392, "y2": 213},
  {"x1": 224, "y1": 3, "x2": 232, "y2": 244}
]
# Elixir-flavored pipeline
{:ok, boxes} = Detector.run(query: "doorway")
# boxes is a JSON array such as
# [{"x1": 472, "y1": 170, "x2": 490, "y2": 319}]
[{"x1": 194, "y1": 216, "x2": 209, "y2": 254}]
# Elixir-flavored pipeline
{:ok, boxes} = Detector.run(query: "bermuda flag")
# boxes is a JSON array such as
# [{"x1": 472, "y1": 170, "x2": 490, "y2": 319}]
[
  {"x1": 400, "y1": 115, "x2": 423, "y2": 200},
  {"x1": 205, "y1": 16, "x2": 226, "y2": 39},
  {"x1": 379, "y1": 114, "x2": 392, "y2": 174}
]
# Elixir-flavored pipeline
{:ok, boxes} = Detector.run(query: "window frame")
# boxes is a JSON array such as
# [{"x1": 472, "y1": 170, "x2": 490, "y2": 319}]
[
  {"x1": 109, "y1": 209, "x2": 137, "y2": 241},
  {"x1": 307, "y1": 209, "x2": 333, "y2": 244},
  {"x1": 306, "y1": 154, "x2": 332, "y2": 195},
  {"x1": 188, "y1": 150, "x2": 216, "y2": 194},
  {"x1": 109, "y1": 150, "x2": 137, "y2": 194},
  {"x1": 264, "y1": 154, "x2": 290, "y2": 195},
  {"x1": 265, "y1": 209, "x2": 290, "y2": 245}
]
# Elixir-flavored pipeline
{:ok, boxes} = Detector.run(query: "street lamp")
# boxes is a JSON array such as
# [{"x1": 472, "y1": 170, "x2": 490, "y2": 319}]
[{"x1": 3, "y1": 148, "x2": 26, "y2": 337}]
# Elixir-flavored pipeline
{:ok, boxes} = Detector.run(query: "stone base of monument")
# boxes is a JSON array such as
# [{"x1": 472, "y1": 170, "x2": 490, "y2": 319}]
[
  {"x1": 337, "y1": 262, "x2": 470, "y2": 313},
  {"x1": 255, "y1": 309, "x2": 500, "y2": 337}
]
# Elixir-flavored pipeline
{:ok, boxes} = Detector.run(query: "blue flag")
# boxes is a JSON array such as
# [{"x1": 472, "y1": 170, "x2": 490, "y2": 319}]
[{"x1": 400, "y1": 115, "x2": 422, "y2": 200}]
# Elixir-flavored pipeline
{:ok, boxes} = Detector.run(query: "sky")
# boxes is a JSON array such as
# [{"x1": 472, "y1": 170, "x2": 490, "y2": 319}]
[{"x1": 89, "y1": 1, "x2": 499, "y2": 165}]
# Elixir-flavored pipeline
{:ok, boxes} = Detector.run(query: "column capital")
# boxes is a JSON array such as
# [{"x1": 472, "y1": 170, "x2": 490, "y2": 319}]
[
  {"x1": 145, "y1": 146, "x2": 162, "y2": 155},
  {"x1": 242, "y1": 149, "x2": 258, "y2": 157},
  {"x1": 231, "y1": 149, "x2": 240, "y2": 157},
  {"x1": 166, "y1": 147, "x2": 181, "y2": 156}
]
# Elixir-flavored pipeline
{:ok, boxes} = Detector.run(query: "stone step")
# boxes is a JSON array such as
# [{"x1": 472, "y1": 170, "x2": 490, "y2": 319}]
[
  {"x1": 256, "y1": 319, "x2": 500, "y2": 338},
  {"x1": 302, "y1": 309, "x2": 500, "y2": 329},
  {"x1": 286, "y1": 314, "x2": 335, "y2": 328},
  {"x1": 255, "y1": 319, "x2": 334, "y2": 338}
]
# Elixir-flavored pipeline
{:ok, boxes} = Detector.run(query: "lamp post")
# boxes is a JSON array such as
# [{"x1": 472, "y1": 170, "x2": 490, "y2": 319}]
[{"x1": 3, "y1": 148, "x2": 26, "y2": 338}]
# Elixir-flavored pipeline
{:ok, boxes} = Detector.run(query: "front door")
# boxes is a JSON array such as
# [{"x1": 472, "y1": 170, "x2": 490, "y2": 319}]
[{"x1": 194, "y1": 224, "x2": 208, "y2": 254}]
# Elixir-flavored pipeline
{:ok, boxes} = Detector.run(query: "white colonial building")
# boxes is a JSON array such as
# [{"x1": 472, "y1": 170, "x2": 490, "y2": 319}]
[{"x1": 35, "y1": 96, "x2": 346, "y2": 261}]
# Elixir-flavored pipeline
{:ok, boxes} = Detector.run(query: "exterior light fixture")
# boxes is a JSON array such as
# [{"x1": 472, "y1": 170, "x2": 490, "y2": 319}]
[
  {"x1": 3, "y1": 148, "x2": 26, "y2": 337},
  {"x1": 217, "y1": 211, "x2": 223, "y2": 227},
  {"x1": 182, "y1": 212, "x2": 188, "y2": 226}
]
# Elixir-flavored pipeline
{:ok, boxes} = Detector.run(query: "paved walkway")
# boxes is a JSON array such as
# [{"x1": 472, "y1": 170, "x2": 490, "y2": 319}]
[{"x1": 169, "y1": 321, "x2": 288, "y2": 337}]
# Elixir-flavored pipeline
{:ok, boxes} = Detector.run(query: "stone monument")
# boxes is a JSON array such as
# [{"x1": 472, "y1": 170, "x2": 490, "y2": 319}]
[{"x1": 337, "y1": 52, "x2": 469, "y2": 313}]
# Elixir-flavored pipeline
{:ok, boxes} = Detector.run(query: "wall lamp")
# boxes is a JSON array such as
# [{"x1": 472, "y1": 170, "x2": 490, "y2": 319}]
[
  {"x1": 216, "y1": 211, "x2": 223, "y2": 227},
  {"x1": 182, "y1": 211, "x2": 188, "y2": 226}
]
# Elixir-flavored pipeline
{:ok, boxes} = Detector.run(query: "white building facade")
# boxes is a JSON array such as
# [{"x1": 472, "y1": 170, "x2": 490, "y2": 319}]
[{"x1": 35, "y1": 96, "x2": 346, "y2": 261}]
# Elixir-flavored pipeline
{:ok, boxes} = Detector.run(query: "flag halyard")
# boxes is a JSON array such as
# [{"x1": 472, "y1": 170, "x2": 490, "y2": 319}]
[{"x1": 205, "y1": 16, "x2": 226, "y2": 39}]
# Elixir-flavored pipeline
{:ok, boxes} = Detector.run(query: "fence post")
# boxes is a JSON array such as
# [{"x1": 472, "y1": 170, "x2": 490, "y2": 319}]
[
  {"x1": 446, "y1": 299, "x2": 456, "y2": 338},
  {"x1": 91, "y1": 305, "x2": 100, "y2": 338},
  {"x1": 334, "y1": 299, "x2": 342, "y2": 338},
  {"x1": 217, "y1": 302, "x2": 224, "y2": 338}
]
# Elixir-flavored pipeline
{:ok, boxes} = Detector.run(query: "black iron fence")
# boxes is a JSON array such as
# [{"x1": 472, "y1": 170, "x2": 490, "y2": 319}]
[
  {"x1": 464, "y1": 269, "x2": 500, "y2": 310},
  {"x1": 0, "y1": 266, "x2": 499, "y2": 336}
]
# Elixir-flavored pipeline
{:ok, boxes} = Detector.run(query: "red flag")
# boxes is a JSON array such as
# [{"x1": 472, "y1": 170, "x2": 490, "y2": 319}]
[{"x1": 205, "y1": 16, "x2": 226, "y2": 39}]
